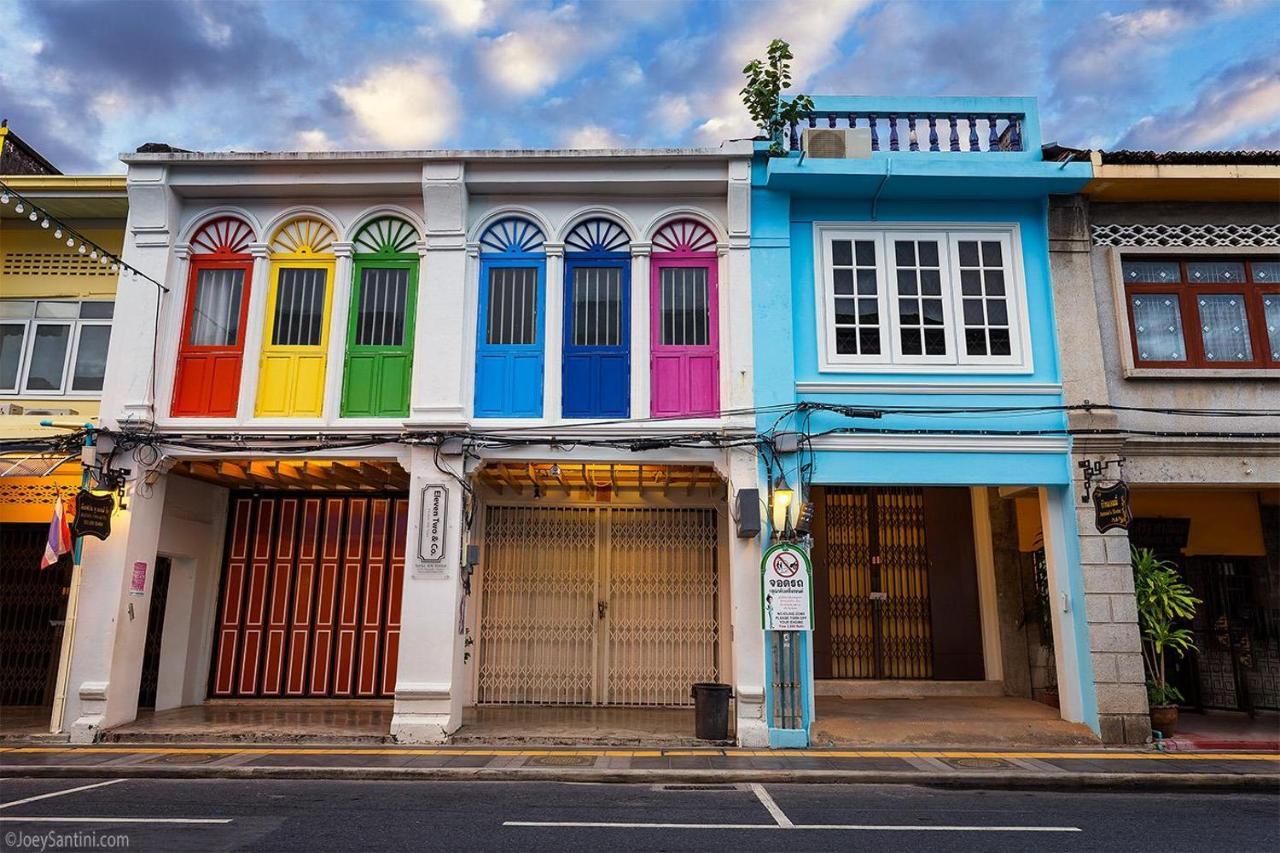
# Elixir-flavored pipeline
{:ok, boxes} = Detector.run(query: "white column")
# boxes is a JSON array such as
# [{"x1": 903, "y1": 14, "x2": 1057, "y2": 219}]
[
  {"x1": 152, "y1": 243, "x2": 191, "y2": 421},
  {"x1": 390, "y1": 445, "x2": 469, "y2": 742},
  {"x1": 630, "y1": 242, "x2": 651, "y2": 420},
  {"x1": 236, "y1": 244, "x2": 271, "y2": 421},
  {"x1": 969, "y1": 486, "x2": 1004, "y2": 683},
  {"x1": 543, "y1": 242, "x2": 564, "y2": 422},
  {"x1": 1039, "y1": 485, "x2": 1097, "y2": 731},
  {"x1": 719, "y1": 447, "x2": 768, "y2": 746},
  {"x1": 324, "y1": 242, "x2": 354, "y2": 422},
  {"x1": 61, "y1": 460, "x2": 170, "y2": 742},
  {"x1": 723, "y1": 155, "x2": 753, "y2": 423}
]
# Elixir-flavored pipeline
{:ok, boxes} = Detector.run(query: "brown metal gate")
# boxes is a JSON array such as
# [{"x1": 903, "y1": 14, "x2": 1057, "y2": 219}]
[
  {"x1": 209, "y1": 493, "x2": 407, "y2": 699},
  {"x1": 0, "y1": 523, "x2": 72, "y2": 707},
  {"x1": 816, "y1": 487, "x2": 933, "y2": 679}
]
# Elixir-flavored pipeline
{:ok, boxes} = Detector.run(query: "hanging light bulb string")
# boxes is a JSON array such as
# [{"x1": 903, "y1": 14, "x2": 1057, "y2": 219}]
[{"x1": 0, "y1": 177, "x2": 169, "y2": 293}]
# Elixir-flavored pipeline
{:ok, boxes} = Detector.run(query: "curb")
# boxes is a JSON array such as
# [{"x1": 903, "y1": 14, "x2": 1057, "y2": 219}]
[{"x1": 3, "y1": 765, "x2": 1278, "y2": 792}]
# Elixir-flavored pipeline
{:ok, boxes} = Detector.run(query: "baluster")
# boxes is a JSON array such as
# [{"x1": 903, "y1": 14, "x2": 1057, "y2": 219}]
[
  {"x1": 927, "y1": 115, "x2": 939, "y2": 151},
  {"x1": 888, "y1": 114, "x2": 899, "y2": 151},
  {"x1": 847, "y1": 112, "x2": 856, "y2": 132},
  {"x1": 868, "y1": 114, "x2": 880, "y2": 151},
  {"x1": 907, "y1": 115, "x2": 919, "y2": 151},
  {"x1": 1009, "y1": 115, "x2": 1023, "y2": 150},
  {"x1": 948, "y1": 115, "x2": 960, "y2": 152},
  {"x1": 988, "y1": 114, "x2": 999, "y2": 150},
  {"x1": 788, "y1": 119, "x2": 799, "y2": 151},
  {"x1": 968, "y1": 114, "x2": 980, "y2": 151},
  {"x1": 808, "y1": 114, "x2": 817, "y2": 128},
  {"x1": 828, "y1": 113, "x2": 837, "y2": 128}
]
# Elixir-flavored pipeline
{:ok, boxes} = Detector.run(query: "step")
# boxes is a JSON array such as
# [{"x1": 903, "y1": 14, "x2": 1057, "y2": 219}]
[{"x1": 814, "y1": 680, "x2": 1006, "y2": 700}]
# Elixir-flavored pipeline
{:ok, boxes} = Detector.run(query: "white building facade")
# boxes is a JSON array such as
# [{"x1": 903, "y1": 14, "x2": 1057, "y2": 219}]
[{"x1": 60, "y1": 145, "x2": 768, "y2": 744}]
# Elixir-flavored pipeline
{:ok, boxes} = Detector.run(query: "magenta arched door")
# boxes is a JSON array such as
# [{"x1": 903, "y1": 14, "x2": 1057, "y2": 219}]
[{"x1": 650, "y1": 219, "x2": 719, "y2": 417}]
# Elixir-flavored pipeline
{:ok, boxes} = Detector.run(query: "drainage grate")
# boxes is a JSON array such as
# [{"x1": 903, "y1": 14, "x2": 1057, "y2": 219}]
[
  {"x1": 946, "y1": 757, "x2": 1010, "y2": 769},
  {"x1": 526, "y1": 755, "x2": 596, "y2": 767}
]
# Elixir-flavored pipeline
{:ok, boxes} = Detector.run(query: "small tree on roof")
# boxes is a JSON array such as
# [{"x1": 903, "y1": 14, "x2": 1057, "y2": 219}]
[{"x1": 740, "y1": 39, "x2": 814, "y2": 156}]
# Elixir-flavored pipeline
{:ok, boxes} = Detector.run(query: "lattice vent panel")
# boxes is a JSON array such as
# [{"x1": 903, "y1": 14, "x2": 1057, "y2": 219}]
[
  {"x1": 1, "y1": 252, "x2": 117, "y2": 277},
  {"x1": 1091, "y1": 223, "x2": 1280, "y2": 247}
]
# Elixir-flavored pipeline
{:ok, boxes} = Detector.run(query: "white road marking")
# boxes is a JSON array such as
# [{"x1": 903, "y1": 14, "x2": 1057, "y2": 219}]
[
  {"x1": 502, "y1": 821, "x2": 1081, "y2": 832},
  {"x1": 749, "y1": 783, "x2": 794, "y2": 828},
  {"x1": 0, "y1": 817, "x2": 231, "y2": 825},
  {"x1": 0, "y1": 779, "x2": 125, "y2": 810}
]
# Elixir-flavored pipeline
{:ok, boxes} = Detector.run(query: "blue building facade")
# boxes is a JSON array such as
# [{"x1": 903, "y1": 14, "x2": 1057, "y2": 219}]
[{"x1": 750, "y1": 97, "x2": 1097, "y2": 747}]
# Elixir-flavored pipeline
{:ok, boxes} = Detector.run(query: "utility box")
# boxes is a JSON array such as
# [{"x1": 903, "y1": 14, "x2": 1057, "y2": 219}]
[{"x1": 735, "y1": 489, "x2": 761, "y2": 538}]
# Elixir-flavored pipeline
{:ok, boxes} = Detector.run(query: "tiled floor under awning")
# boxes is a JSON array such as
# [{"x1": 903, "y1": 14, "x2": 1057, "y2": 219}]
[
  {"x1": 811, "y1": 696, "x2": 1099, "y2": 747},
  {"x1": 453, "y1": 706, "x2": 704, "y2": 746},
  {"x1": 103, "y1": 700, "x2": 393, "y2": 744}
]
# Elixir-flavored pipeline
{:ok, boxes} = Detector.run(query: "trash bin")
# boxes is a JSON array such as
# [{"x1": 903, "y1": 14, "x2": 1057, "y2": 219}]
[{"x1": 691, "y1": 682, "x2": 732, "y2": 741}]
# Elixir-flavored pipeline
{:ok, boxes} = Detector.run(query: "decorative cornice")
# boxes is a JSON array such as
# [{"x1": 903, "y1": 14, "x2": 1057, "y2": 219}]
[
  {"x1": 809, "y1": 433, "x2": 1070, "y2": 454},
  {"x1": 796, "y1": 381, "x2": 1062, "y2": 396}
]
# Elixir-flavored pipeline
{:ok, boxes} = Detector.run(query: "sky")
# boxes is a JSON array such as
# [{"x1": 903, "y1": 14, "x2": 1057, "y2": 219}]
[{"x1": 2, "y1": 0, "x2": 1278, "y2": 173}]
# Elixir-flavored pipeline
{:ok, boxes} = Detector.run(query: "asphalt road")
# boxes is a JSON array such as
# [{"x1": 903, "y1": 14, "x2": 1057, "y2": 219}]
[{"x1": 0, "y1": 777, "x2": 1276, "y2": 852}]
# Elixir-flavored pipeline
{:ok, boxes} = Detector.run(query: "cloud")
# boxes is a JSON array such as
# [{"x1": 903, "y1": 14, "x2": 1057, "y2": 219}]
[
  {"x1": 294, "y1": 129, "x2": 338, "y2": 151},
  {"x1": 334, "y1": 59, "x2": 460, "y2": 148},
  {"x1": 419, "y1": 0, "x2": 493, "y2": 32},
  {"x1": 561, "y1": 124, "x2": 624, "y2": 149},
  {"x1": 1116, "y1": 54, "x2": 1280, "y2": 149},
  {"x1": 481, "y1": 4, "x2": 592, "y2": 95}
]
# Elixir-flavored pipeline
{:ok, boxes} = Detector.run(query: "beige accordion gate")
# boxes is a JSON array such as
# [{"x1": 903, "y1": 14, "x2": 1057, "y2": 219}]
[{"x1": 477, "y1": 505, "x2": 719, "y2": 706}]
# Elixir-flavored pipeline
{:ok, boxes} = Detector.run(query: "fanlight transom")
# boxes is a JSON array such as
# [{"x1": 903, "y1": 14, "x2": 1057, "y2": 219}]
[
  {"x1": 270, "y1": 217, "x2": 337, "y2": 256},
  {"x1": 479, "y1": 217, "x2": 546, "y2": 255},
  {"x1": 354, "y1": 217, "x2": 418, "y2": 255},
  {"x1": 652, "y1": 218, "x2": 717, "y2": 255},
  {"x1": 190, "y1": 216, "x2": 254, "y2": 256},
  {"x1": 564, "y1": 218, "x2": 630, "y2": 254}
]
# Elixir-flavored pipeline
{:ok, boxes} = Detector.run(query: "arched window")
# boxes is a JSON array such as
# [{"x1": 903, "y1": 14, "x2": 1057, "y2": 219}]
[
  {"x1": 172, "y1": 216, "x2": 255, "y2": 417},
  {"x1": 650, "y1": 218, "x2": 719, "y2": 417},
  {"x1": 562, "y1": 218, "x2": 631, "y2": 418},
  {"x1": 474, "y1": 216, "x2": 546, "y2": 418},
  {"x1": 256, "y1": 216, "x2": 337, "y2": 417},
  {"x1": 342, "y1": 217, "x2": 419, "y2": 417}
]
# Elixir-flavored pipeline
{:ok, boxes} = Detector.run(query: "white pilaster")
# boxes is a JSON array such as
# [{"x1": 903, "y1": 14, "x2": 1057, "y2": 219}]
[
  {"x1": 1038, "y1": 485, "x2": 1096, "y2": 731},
  {"x1": 237, "y1": 243, "x2": 271, "y2": 421},
  {"x1": 324, "y1": 241, "x2": 354, "y2": 422},
  {"x1": 718, "y1": 446, "x2": 768, "y2": 746},
  {"x1": 543, "y1": 242, "x2": 565, "y2": 421},
  {"x1": 630, "y1": 242, "x2": 652, "y2": 420},
  {"x1": 390, "y1": 445, "x2": 470, "y2": 741}
]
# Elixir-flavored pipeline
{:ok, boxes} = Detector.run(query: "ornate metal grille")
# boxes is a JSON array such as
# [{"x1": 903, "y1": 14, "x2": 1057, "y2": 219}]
[
  {"x1": 0, "y1": 523, "x2": 71, "y2": 707},
  {"x1": 477, "y1": 505, "x2": 719, "y2": 707},
  {"x1": 822, "y1": 487, "x2": 932, "y2": 679}
]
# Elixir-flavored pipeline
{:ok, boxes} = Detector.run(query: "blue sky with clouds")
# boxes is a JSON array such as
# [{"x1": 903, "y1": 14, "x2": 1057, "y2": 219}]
[{"x1": 3, "y1": 0, "x2": 1277, "y2": 173}]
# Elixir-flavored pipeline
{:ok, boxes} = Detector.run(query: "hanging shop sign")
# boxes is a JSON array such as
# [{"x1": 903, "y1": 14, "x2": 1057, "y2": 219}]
[
  {"x1": 72, "y1": 489, "x2": 114, "y2": 540},
  {"x1": 761, "y1": 542, "x2": 813, "y2": 632},
  {"x1": 1092, "y1": 481, "x2": 1132, "y2": 533},
  {"x1": 416, "y1": 485, "x2": 449, "y2": 576}
]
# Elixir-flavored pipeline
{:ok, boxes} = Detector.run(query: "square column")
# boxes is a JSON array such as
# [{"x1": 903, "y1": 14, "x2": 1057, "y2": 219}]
[
  {"x1": 59, "y1": 460, "x2": 170, "y2": 742},
  {"x1": 390, "y1": 445, "x2": 469, "y2": 742},
  {"x1": 718, "y1": 447, "x2": 768, "y2": 746}
]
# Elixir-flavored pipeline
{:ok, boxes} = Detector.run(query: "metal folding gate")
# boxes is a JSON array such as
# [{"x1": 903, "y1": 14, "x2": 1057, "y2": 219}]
[
  {"x1": 477, "y1": 505, "x2": 719, "y2": 706},
  {"x1": 822, "y1": 487, "x2": 933, "y2": 679},
  {"x1": 209, "y1": 493, "x2": 407, "y2": 699}
]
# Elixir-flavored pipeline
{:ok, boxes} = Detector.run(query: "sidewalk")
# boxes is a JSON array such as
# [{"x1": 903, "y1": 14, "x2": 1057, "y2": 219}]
[{"x1": 2, "y1": 743, "x2": 1277, "y2": 791}]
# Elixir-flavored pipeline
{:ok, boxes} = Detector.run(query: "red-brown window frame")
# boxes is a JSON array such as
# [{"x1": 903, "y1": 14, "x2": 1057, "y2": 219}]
[{"x1": 1122, "y1": 256, "x2": 1280, "y2": 370}]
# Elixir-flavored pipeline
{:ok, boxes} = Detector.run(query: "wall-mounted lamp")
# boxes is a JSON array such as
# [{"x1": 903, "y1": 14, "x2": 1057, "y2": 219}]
[{"x1": 770, "y1": 475, "x2": 801, "y2": 538}]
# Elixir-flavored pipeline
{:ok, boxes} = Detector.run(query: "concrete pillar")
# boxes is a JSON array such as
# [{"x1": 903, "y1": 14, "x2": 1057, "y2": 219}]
[
  {"x1": 718, "y1": 446, "x2": 767, "y2": 746},
  {"x1": 1071, "y1": 458, "x2": 1151, "y2": 744},
  {"x1": 390, "y1": 445, "x2": 469, "y2": 742},
  {"x1": 60, "y1": 460, "x2": 170, "y2": 742},
  {"x1": 1038, "y1": 485, "x2": 1101, "y2": 736}
]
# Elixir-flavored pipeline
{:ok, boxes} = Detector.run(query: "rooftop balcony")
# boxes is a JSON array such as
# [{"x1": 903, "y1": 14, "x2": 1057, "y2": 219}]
[{"x1": 757, "y1": 96, "x2": 1093, "y2": 199}]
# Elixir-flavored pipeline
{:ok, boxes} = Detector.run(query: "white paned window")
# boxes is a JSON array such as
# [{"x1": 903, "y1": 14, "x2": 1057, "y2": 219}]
[
  {"x1": 0, "y1": 300, "x2": 115, "y2": 395},
  {"x1": 486, "y1": 267, "x2": 538, "y2": 345},
  {"x1": 816, "y1": 225, "x2": 1029, "y2": 372}
]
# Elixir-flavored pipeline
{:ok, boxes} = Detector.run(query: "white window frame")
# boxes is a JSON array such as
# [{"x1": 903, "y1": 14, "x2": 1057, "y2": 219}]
[
  {"x1": 814, "y1": 222, "x2": 1033, "y2": 374},
  {"x1": 0, "y1": 300, "x2": 114, "y2": 397}
]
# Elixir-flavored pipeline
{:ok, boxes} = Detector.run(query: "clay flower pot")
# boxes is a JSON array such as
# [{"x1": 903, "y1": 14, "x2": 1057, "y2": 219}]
[{"x1": 1150, "y1": 705, "x2": 1179, "y2": 737}]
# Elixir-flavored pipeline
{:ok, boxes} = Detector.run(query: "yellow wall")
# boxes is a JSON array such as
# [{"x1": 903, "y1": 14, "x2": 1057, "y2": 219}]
[{"x1": 1015, "y1": 488, "x2": 1274, "y2": 556}]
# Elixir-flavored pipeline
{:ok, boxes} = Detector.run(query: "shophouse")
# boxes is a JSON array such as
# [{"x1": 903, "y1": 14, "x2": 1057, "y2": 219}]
[
  {"x1": 0, "y1": 123, "x2": 127, "y2": 736},
  {"x1": 1050, "y1": 150, "x2": 1279, "y2": 744},
  {"x1": 54, "y1": 143, "x2": 767, "y2": 744},
  {"x1": 751, "y1": 98, "x2": 1100, "y2": 746}
]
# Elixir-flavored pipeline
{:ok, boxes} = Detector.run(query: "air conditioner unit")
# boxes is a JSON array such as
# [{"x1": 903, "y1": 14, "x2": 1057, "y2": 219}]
[
  {"x1": 0, "y1": 403, "x2": 23, "y2": 416},
  {"x1": 801, "y1": 127, "x2": 872, "y2": 159},
  {"x1": 19, "y1": 407, "x2": 78, "y2": 417}
]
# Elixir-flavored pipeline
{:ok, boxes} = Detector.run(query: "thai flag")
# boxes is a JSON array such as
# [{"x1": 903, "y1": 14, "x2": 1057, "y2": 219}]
[{"x1": 41, "y1": 493, "x2": 72, "y2": 569}]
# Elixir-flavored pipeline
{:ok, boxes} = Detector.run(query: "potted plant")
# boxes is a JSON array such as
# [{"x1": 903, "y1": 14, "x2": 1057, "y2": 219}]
[{"x1": 1132, "y1": 548, "x2": 1200, "y2": 736}]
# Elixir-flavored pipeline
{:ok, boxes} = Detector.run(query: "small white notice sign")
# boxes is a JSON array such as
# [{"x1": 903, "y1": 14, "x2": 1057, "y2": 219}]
[{"x1": 761, "y1": 543, "x2": 813, "y2": 632}]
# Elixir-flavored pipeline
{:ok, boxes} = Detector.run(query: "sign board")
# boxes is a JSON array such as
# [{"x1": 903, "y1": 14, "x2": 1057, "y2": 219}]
[
  {"x1": 414, "y1": 485, "x2": 449, "y2": 577},
  {"x1": 761, "y1": 543, "x2": 813, "y2": 632},
  {"x1": 1093, "y1": 481, "x2": 1132, "y2": 533},
  {"x1": 129, "y1": 561, "x2": 148, "y2": 596},
  {"x1": 72, "y1": 489, "x2": 113, "y2": 540}
]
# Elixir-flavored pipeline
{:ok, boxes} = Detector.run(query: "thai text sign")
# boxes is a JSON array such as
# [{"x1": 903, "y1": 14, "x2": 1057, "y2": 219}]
[{"x1": 761, "y1": 543, "x2": 813, "y2": 631}]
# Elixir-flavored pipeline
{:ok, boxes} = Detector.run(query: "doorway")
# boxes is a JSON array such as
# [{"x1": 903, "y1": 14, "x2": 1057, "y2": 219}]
[
  {"x1": 476, "y1": 505, "x2": 719, "y2": 706},
  {"x1": 137, "y1": 556, "x2": 172, "y2": 710},
  {"x1": 0, "y1": 523, "x2": 72, "y2": 710}
]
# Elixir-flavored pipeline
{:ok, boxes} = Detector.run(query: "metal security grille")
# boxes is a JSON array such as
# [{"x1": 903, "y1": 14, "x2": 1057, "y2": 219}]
[
  {"x1": 659, "y1": 267, "x2": 709, "y2": 346},
  {"x1": 355, "y1": 268, "x2": 409, "y2": 347},
  {"x1": 272, "y1": 268, "x2": 326, "y2": 346},
  {"x1": 477, "y1": 505, "x2": 719, "y2": 706},
  {"x1": 486, "y1": 267, "x2": 538, "y2": 345},
  {"x1": 189, "y1": 268, "x2": 245, "y2": 347},
  {"x1": 570, "y1": 267, "x2": 623, "y2": 346},
  {"x1": 0, "y1": 523, "x2": 71, "y2": 707},
  {"x1": 823, "y1": 487, "x2": 932, "y2": 679}
]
